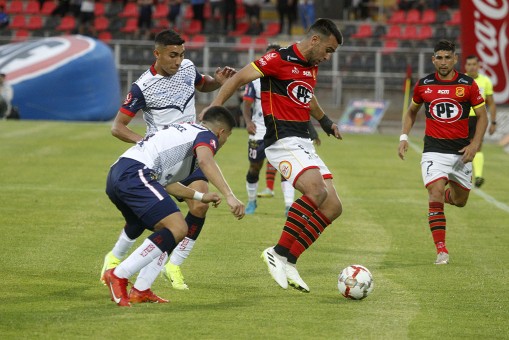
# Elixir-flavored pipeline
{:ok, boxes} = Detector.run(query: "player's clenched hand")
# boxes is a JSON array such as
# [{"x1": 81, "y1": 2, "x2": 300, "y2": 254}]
[
  {"x1": 202, "y1": 192, "x2": 222, "y2": 207},
  {"x1": 331, "y1": 124, "x2": 342, "y2": 140},
  {"x1": 214, "y1": 66, "x2": 237, "y2": 85},
  {"x1": 398, "y1": 141, "x2": 408, "y2": 160},
  {"x1": 246, "y1": 121, "x2": 256, "y2": 135},
  {"x1": 226, "y1": 194, "x2": 245, "y2": 220}
]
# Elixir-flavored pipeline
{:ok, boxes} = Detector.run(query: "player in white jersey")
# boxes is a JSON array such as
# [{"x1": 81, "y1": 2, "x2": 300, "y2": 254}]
[
  {"x1": 103, "y1": 106, "x2": 245, "y2": 306},
  {"x1": 102, "y1": 30, "x2": 237, "y2": 290}
]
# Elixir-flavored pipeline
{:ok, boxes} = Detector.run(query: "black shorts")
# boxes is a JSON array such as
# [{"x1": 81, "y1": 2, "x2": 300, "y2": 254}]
[{"x1": 468, "y1": 116, "x2": 477, "y2": 140}]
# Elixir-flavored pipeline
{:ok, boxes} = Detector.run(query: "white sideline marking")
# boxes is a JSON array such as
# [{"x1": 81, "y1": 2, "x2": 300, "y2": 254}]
[{"x1": 408, "y1": 140, "x2": 509, "y2": 214}]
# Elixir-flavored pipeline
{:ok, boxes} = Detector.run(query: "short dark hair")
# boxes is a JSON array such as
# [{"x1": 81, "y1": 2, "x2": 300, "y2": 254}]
[
  {"x1": 266, "y1": 43, "x2": 281, "y2": 52},
  {"x1": 308, "y1": 18, "x2": 343, "y2": 46},
  {"x1": 434, "y1": 39, "x2": 455, "y2": 53},
  {"x1": 466, "y1": 55, "x2": 478, "y2": 61},
  {"x1": 155, "y1": 29, "x2": 185, "y2": 47},
  {"x1": 202, "y1": 106, "x2": 236, "y2": 130}
]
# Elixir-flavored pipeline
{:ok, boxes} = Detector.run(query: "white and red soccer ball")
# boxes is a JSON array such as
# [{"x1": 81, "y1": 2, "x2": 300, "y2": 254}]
[{"x1": 337, "y1": 265, "x2": 374, "y2": 300}]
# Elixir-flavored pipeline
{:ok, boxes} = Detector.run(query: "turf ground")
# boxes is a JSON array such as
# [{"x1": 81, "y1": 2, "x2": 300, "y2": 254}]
[{"x1": 0, "y1": 120, "x2": 508, "y2": 339}]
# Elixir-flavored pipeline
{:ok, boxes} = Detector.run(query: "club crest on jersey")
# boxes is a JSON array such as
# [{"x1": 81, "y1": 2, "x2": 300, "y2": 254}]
[
  {"x1": 429, "y1": 98, "x2": 463, "y2": 122},
  {"x1": 209, "y1": 139, "x2": 217, "y2": 150},
  {"x1": 123, "y1": 92, "x2": 133, "y2": 105},
  {"x1": 455, "y1": 87, "x2": 465, "y2": 97},
  {"x1": 287, "y1": 81, "x2": 313, "y2": 105},
  {"x1": 279, "y1": 161, "x2": 292, "y2": 179}
]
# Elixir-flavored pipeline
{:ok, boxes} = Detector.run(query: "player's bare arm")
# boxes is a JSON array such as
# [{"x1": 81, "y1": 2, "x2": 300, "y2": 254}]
[
  {"x1": 398, "y1": 101, "x2": 421, "y2": 160},
  {"x1": 165, "y1": 182, "x2": 221, "y2": 207},
  {"x1": 242, "y1": 99, "x2": 256, "y2": 135},
  {"x1": 111, "y1": 111, "x2": 144, "y2": 143},
  {"x1": 460, "y1": 105, "x2": 488, "y2": 163},
  {"x1": 195, "y1": 145, "x2": 245, "y2": 219},
  {"x1": 486, "y1": 94, "x2": 497, "y2": 135},
  {"x1": 309, "y1": 96, "x2": 342, "y2": 139}
]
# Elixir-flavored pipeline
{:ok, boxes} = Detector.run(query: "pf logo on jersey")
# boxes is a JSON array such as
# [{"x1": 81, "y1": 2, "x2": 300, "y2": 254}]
[
  {"x1": 287, "y1": 81, "x2": 313, "y2": 106},
  {"x1": 429, "y1": 98, "x2": 463, "y2": 123}
]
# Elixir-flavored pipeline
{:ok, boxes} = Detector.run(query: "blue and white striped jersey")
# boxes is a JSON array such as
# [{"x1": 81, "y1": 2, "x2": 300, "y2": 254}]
[{"x1": 119, "y1": 123, "x2": 218, "y2": 186}]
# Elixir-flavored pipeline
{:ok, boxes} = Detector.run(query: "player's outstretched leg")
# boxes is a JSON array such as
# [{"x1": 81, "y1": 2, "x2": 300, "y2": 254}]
[{"x1": 100, "y1": 227, "x2": 139, "y2": 284}]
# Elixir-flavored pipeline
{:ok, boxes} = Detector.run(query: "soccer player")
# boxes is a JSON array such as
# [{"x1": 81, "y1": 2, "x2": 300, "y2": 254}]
[
  {"x1": 103, "y1": 106, "x2": 245, "y2": 307},
  {"x1": 243, "y1": 43, "x2": 320, "y2": 216},
  {"x1": 464, "y1": 55, "x2": 497, "y2": 188},
  {"x1": 203, "y1": 18, "x2": 344, "y2": 292},
  {"x1": 102, "y1": 29, "x2": 237, "y2": 290},
  {"x1": 398, "y1": 40, "x2": 488, "y2": 265}
]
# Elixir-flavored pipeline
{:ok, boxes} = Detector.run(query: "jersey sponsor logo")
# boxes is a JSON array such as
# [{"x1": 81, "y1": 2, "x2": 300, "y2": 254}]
[
  {"x1": 287, "y1": 81, "x2": 313, "y2": 105},
  {"x1": 0, "y1": 35, "x2": 95, "y2": 85},
  {"x1": 286, "y1": 55, "x2": 299, "y2": 62},
  {"x1": 437, "y1": 89, "x2": 449, "y2": 94},
  {"x1": 424, "y1": 78, "x2": 435, "y2": 84},
  {"x1": 123, "y1": 92, "x2": 133, "y2": 105},
  {"x1": 425, "y1": 87, "x2": 433, "y2": 93},
  {"x1": 279, "y1": 161, "x2": 292, "y2": 179},
  {"x1": 303, "y1": 70, "x2": 312, "y2": 77},
  {"x1": 455, "y1": 87, "x2": 465, "y2": 97},
  {"x1": 209, "y1": 139, "x2": 217, "y2": 150},
  {"x1": 258, "y1": 57, "x2": 267, "y2": 66},
  {"x1": 264, "y1": 53, "x2": 278, "y2": 61},
  {"x1": 458, "y1": 78, "x2": 469, "y2": 84},
  {"x1": 429, "y1": 98, "x2": 463, "y2": 122},
  {"x1": 292, "y1": 67, "x2": 299, "y2": 74}
]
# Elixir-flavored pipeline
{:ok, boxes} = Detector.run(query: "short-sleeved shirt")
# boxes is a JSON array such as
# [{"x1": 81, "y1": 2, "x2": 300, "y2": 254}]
[
  {"x1": 120, "y1": 59, "x2": 205, "y2": 136},
  {"x1": 468, "y1": 73, "x2": 493, "y2": 116},
  {"x1": 243, "y1": 78, "x2": 266, "y2": 140},
  {"x1": 118, "y1": 123, "x2": 218, "y2": 186},
  {"x1": 251, "y1": 44, "x2": 318, "y2": 147},
  {"x1": 412, "y1": 71, "x2": 485, "y2": 154}
]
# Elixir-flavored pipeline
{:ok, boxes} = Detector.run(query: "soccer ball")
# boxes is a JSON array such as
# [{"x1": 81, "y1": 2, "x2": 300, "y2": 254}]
[{"x1": 337, "y1": 265, "x2": 374, "y2": 300}]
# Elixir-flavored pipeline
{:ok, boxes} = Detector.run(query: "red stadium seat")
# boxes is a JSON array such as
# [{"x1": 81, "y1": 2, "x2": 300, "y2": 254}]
[
  {"x1": 446, "y1": 10, "x2": 461, "y2": 26},
  {"x1": 228, "y1": 22, "x2": 249, "y2": 36},
  {"x1": 254, "y1": 37, "x2": 268, "y2": 51},
  {"x1": 6, "y1": 1, "x2": 24, "y2": 14},
  {"x1": 417, "y1": 25, "x2": 433, "y2": 40},
  {"x1": 184, "y1": 20, "x2": 202, "y2": 35},
  {"x1": 235, "y1": 36, "x2": 252, "y2": 51},
  {"x1": 56, "y1": 15, "x2": 76, "y2": 32},
  {"x1": 388, "y1": 10, "x2": 405, "y2": 24},
  {"x1": 384, "y1": 25, "x2": 402, "y2": 40},
  {"x1": 382, "y1": 40, "x2": 398, "y2": 54},
  {"x1": 261, "y1": 22, "x2": 279, "y2": 37},
  {"x1": 98, "y1": 31, "x2": 112, "y2": 43},
  {"x1": 188, "y1": 34, "x2": 206, "y2": 49},
  {"x1": 119, "y1": 2, "x2": 138, "y2": 18},
  {"x1": 12, "y1": 30, "x2": 30, "y2": 42},
  {"x1": 153, "y1": 3, "x2": 169, "y2": 19},
  {"x1": 351, "y1": 24, "x2": 372, "y2": 39},
  {"x1": 405, "y1": 9, "x2": 421, "y2": 25},
  {"x1": 26, "y1": 16, "x2": 43, "y2": 30},
  {"x1": 25, "y1": 1, "x2": 40, "y2": 15},
  {"x1": 9, "y1": 15, "x2": 26, "y2": 29},
  {"x1": 120, "y1": 18, "x2": 138, "y2": 33},
  {"x1": 41, "y1": 1, "x2": 57, "y2": 15},
  {"x1": 402, "y1": 25, "x2": 419, "y2": 40},
  {"x1": 94, "y1": 2, "x2": 105, "y2": 16},
  {"x1": 94, "y1": 16, "x2": 109, "y2": 32},
  {"x1": 235, "y1": 4, "x2": 246, "y2": 19},
  {"x1": 184, "y1": 5, "x2": 193, "y2": 19},
  {"x1": 420, "y1": 9, "x2": 437, "y2": 24}
]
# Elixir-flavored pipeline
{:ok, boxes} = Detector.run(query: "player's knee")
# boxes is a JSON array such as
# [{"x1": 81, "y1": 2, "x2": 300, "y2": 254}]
[
  {"x1": 454, "y1": 199, "x2": 468, "y2": 208},
  {"x1": 246, "y1": 170, "x2": 259, "y2": 183}
]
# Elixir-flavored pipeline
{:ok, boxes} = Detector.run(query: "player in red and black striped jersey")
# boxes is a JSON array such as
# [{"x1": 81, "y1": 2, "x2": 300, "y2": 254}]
[
  {"x1": 398, "y1": 40, "x2": 488, "y2": 265},
  {"x1": 206, "y1": 18, "x2": 344, "y2": 292}
]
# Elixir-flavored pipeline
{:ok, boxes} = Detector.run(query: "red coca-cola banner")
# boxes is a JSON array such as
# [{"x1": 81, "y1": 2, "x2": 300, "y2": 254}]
[{"x1": 461, "y1": 0, "x2": 509, "y2": 104}]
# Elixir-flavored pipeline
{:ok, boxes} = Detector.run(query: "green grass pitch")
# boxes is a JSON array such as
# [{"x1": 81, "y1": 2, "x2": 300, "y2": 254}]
[{"x1": 0, "y1": 120, "x2": 508, "y2": 339}]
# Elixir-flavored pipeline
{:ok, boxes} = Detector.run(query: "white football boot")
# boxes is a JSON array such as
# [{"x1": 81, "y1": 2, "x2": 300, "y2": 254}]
[
  {"x1": 285, "y1": 263, "x2": 310, "y2": 293},
  {"x1": 261, "y1": 247, "x2": 288, "y2": 289},
  {"x1": 434, "y1": 252, "x2": 449, "y2": 265}
]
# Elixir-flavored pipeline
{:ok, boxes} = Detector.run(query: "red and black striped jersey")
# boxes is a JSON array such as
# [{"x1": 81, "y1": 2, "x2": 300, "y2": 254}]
[
  {"x1": 251, "y1": 44, "x2": 318, "y2": 146},
  {"x1": 412, "y1": 71, "x2": 485, "y2": 154}
]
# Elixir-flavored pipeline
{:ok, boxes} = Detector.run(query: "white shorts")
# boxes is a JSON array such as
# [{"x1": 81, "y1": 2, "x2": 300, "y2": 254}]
[
  {"x1": 265, "y1": 137, "x2": 332, "y2": 186},
  {"x1": 420, "y1": 152, "x2": 473, "y2": 190}
]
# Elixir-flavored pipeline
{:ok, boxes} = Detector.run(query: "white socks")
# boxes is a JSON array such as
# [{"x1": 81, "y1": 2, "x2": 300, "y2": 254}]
[
  {"x1": 281, "y1": 180, "x2": 295, "y2": 207},
  {"x1": 246, "y1": 181, "x2": 258, "y2": 202},
  {"x1": 114, "y1": 239, "x2": 163, "y2": 279},
  {"x1": 111, "y1": 229, "x2": 136, "y2": 259},
  {"x1": 134, "y1": 252, "x2": 168, "y2": 291},
  {"x1": 169, "y1": 237, "x2": 196, "y2": 266}
]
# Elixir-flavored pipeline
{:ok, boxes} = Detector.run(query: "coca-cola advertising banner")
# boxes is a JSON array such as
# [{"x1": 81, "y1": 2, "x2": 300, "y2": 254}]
[{"x1": 461, "y1": 0, "x2": 509, "y2": 104}]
